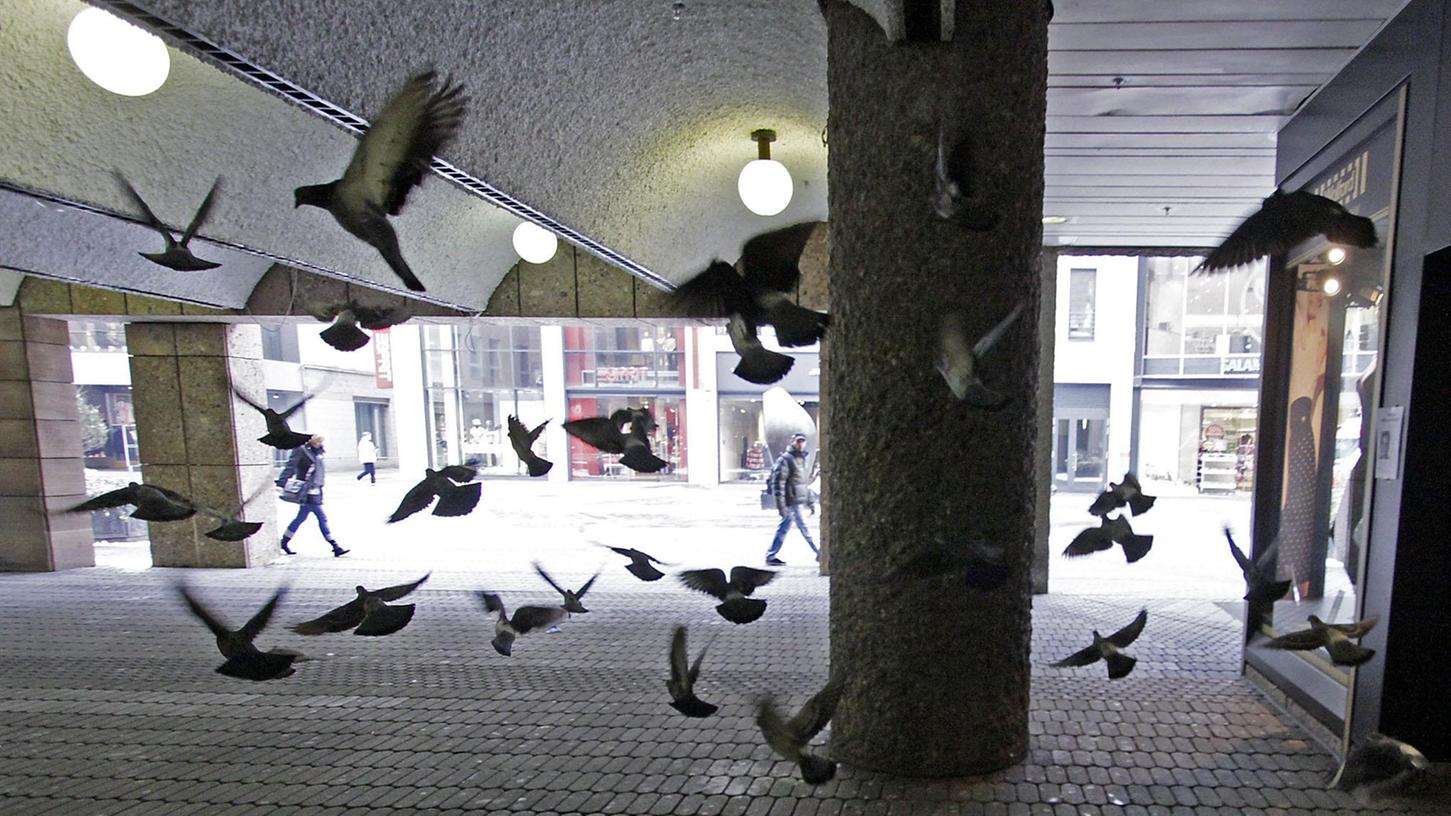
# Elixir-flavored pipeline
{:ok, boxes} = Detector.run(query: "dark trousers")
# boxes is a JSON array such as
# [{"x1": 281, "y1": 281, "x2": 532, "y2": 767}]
[
  {"x1": 283, "y1": 495, "x2": 333, "y2": 542},
  {"x1": 356, "y1": 463, "x2": 376, "y2": 483}
]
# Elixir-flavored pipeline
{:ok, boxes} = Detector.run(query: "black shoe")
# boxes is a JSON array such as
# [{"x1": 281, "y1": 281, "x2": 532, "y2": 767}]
[
  {"x1": 766, "y1": 557, "x2": 786, "y2": 567},
  {"x1": 330, "y1": 544, "x2": 349, "y2": 558},
  {"x1": 280, "y1": 541, "x2": 295, "y2": 556}
]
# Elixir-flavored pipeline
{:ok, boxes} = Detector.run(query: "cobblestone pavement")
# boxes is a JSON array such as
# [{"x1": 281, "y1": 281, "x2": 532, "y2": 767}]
[{"x1": 5, "y1": 479, "x2": 1442, "y2": 815}]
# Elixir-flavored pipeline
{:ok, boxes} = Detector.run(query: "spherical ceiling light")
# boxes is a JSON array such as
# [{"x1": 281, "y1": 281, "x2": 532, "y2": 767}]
[
  {"x1": 737, "y1": 129, "x2": 793, "y2": 217},
  {"x1": 67, "y1": 8, "x2": 171, "y2": 97},
  {"x1": 1326, "y1": 246, "x2": 1347, "y2": 265},
  {"x1": 1322, "y1": 276, "x2": 1342, "y2": 296},
  {"x1": 512, "y1": 221, "x2": 558, "y2": 264}
]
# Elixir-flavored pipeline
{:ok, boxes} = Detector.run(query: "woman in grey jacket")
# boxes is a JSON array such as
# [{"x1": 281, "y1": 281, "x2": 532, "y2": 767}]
[{"x1": 276, "y1": 435, "x2": 348, "y2": 557}]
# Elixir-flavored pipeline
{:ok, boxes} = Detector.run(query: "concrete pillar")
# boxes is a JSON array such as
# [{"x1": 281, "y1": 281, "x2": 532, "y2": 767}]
[
  {"x1": 388, "y1": 324, "x2": 429, "y2": 477},
  {"x1": 684, "y1": 326, "x2": 719, "y2": 486},
  {"x1": 1033, "y1": 248, "x2": 1058, "y2": 593},
  {"x1": 125, "y1": 323, "x2": 278, "y2": 567},
  {"x1": 0, "y1": 308, "x2": 94, "y2": 570}
]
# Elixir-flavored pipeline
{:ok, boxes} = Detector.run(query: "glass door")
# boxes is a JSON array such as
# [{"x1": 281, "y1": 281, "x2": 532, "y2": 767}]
[{"x1": 1052, "y1": 417, "x2": 1108, "y2": 491}]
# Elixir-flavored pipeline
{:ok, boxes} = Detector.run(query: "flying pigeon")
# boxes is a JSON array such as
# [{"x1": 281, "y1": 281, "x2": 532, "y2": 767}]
[
  {"x1": 291, "y1": 574, "x2": 431, "y2": 637},
  {"x1": 1196, "y1": 189, "x2": 1377, "y2": 274},
  {"x1": 756, "y1": 674, "x2": 844, "y2": 785},
  {"x1": 601, "y1": 545, "x2": 673, "y2": 582},
  {"x1": 532, "y1": 561, "x2": 599, "y2": 614},
  {"x1": 678, "y1": 566, "x2": 777, "y2": 624},
  {"x1": 666, "y1": 625, "x2": 718, "y2": 718},
  {"x1": 294, "y1": 70, "x2": 468, "y2": 292},
  {"x1": 67, "y1": 481, "x2": 197, "y2": 523},
  {"x1": 1224, "y1": 527, "x2": 1292, "y2": 603},
  {"x1": 1261, "y1": 615, "x2": 1378, "y2": 666},
  {"x1": 307, "y1": 301, "x2": 412, "y2": 352},
  {"x1": 937, "y1": 302, "x2": 1025, "y2": 409},
  {"x1": 1051, "y1": 608, "x2": 1148, "y2": 679},
  {"x1": 478, "y1": 591, "x2": 566, "y2": 656},
  {"x1": 726, "y1": 313, "x2": 794, "y2": 385},
  {"x1": 563, "y1": 408, "x2": 668, "y2": 473},
  {"x1": 507, "y1": 415, "x2": 553, "y2": 477},
  {"x1": 178, "y1": 585, "x2": 298, "y2": 681},
  {"x1": 113, "y1": 171, "x2": 222, "y2": 271},
  {"x1": 1331, "y1": 733, "x2": 1430, "y2": 802},
  {"x1": 190, "y1": 482, "x2": 276, "y2": 542},
  {"x1": 669, "y1": 222, "x2": 830, "y2": 350},
  {"x1": 1087, "y1": 472, "x2": 1156, "y2": 517},
  {"x1": 1062, "y1": 514, "x2": 1153, "y2": 563},
  {"x1": 386, "y1": 466, "x2": 481, "y2": 523},
  {"x1": 232, "y1": 388, "x2": 313, "y2": 450},
  {"x1": 932, "y1": 127, "x2": 1000, "y2": 231}
]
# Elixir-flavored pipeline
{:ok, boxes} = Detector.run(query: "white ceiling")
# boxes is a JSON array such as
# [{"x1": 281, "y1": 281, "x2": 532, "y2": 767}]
[{"x1": 0, "y1": 0, "x2": 1412, "y2": 310}]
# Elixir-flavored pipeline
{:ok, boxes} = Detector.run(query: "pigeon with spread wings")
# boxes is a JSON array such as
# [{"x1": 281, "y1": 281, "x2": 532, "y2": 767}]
[
  {"x1": 507, "y1": 415, "x2": 553, "y2": 477},
  {"x1": 666, "y1": 625, "x2": 718, "y2": 718},
  {"x1": 387, "y1": 466, "x2": 481, "y2": 523},
  {"x1": 1197, "y1": 189, "x2": 1377, "y2": 274},
  {"x1": 1062, "y1": 514, "x2": 1153, "y2": 563},
  {"x1": 532, "y1": 561, "x2": 599, "y2": 614},
  {"x1": 938, "y1": 302, "x2": 1025, "y2": 409},
  {"x1": 1087, "y1": 471, "x2": 1156, "y2": 517},
  {"x1": 563, "y1": 408, "x2": 668, "y2": 473},
  {"x1": 308, "y1": 301, "x2": 413, "y2": 352},
  {"x1": 291, "y1": 574, "x2": 430, "y2": 637},
  {"x1": 178, "y1": 585, "x2": 299, "y2": 681},
  {"x1": 66, "y1": 481, "x2": 197, "y2": 523},
  {"x1": 1051, "y1": 608, "x2": 1148, "y2": 679},
  {"x1": 113, "y1": 171, "x2": 222, "y2": 271},
  {"x1": 756, "y1": 674, "x2": 844, "y2": 785},
  {"x1": 478, "y1": 592, "x2": 566, "y2": 656},
  {"x1": 1224, "y1": 527, "x2": 1292, "y2": 603},
  {"x1": 1262, "y1": 615, "x2": 1378, "y2": 666},
  {"x1": 232, "y1": 388, "x2": 314, "y2": 450},
  {"x1": 294, "y1": 71, "x2": 467, "y2": 292},
  {"x1": 601, "y1": 545, "x2": 674, "y2": 582},
  {"x1": 678, "y1": 566, "x2": 777, "y2": 624}
]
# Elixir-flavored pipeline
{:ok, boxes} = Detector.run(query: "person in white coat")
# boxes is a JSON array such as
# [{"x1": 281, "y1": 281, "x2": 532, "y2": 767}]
[{"x1": 355, "y1": 431, "x2": 378, "y2": 484}]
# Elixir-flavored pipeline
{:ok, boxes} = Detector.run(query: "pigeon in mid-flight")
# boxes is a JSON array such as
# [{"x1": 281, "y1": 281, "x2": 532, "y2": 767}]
[
  {"x1": 532, "y1": 561, "x2": 599, "y2": 615},
  {"x1": 679, "y1": 566, "x2": 777, "y2": 624},
  {"x1": 178, "y1": 585, "x2": 299, "y2": 681},
  {"x1": 932, "y1": 127, "x2": 1000, "y2": 231},
  {"x1": 232, "y1": 388, "x2": 313, "y2": 450},
  {"x1": 1262, "y1": 615, "x2": 1378, "y2": 666},
  {"x1": 670, "y1": 222, "x2": 830, "y2": 358},
  {"x1": 478, "y1": 592, "x2": 566, "y2": 656},
  {"x1": 67, "y1": 481, "x2": 198, "y2": 523},
  {"x1": 1331, "y1": 733, "x2": 1430, "y2": 802},
  {"x1": 937, "y1": 302, "x2": 1025, "y2": 409},
  {"x1": 1062, "y1": 514, "x2": 1153, "y2": 563},
  {"x1": 601, "y1": 545, "x2": 673, "y2": 582},
  {"x1": 294, "y1": 71, "x2": 468, "y2": 292},
  {"x1": 756, "y1": 674, "x2": 844, "y2": 785},
  {"x1": 1087, "y1": 472, "x2": 1156, "y2": 517},
  {"x1": 1196, "y1": 189, "x2": 1377, "y2": 274},
  {"x1": 666, "y1": 625, "x2": 718, "y2": 718},
  {"x1": 1051, "y1": 608, "x2": 1148, "y2": 679},
  {"x1": 307, "y1": 301, "x2": 412, "y2": 352},
  {"x1": 1224, "y1": 527, "x2": 1292, "y2": 603},
  {"x1": 507, "y1": 415, "x2": 553, "y2": 477},
  {"x1": 386, "y1": 466, "x2": 481, "y2": 523},
  {"x1": 726, "y1": 313, "x2": 794, "y2": 385},
  {"x1": 113, "y1": 171, "x2": 222, "y2": 271},
  {"x1": 563, "y1": 408, "x2": 668, "y2": 473},
  {"x1": 291, "y1": 574, "x2": 431, "y2": 637}
]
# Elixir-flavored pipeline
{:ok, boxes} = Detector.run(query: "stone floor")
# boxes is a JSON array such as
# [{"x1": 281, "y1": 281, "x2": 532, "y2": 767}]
[{"x1": 3, "y1": 478, "x2": 1443, "y2": 815}]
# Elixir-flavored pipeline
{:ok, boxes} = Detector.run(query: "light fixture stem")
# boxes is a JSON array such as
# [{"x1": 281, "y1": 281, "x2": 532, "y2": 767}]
[{"x1": 751, "y1": 128, "x2": 777, "y2": 160}]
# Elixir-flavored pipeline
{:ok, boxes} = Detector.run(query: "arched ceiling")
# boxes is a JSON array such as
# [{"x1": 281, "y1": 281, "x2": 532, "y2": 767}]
[{"x1": 0, "y1": 0, "x2": 1412, "y2": 311}]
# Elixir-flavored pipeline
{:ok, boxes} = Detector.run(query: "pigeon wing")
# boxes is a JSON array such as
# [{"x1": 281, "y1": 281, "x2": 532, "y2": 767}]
[
  {"x1": 533, "y1": 562, "x2": 568, "y2": 597},
  {"x1": 729, "y1": 566, "x2": 778, "y2": 596},
  {"x1": 430, "y1": 481, "x2": 481, "y2": 517},
  {"x1": 1197, "y1": 193, "x2": 1290, "y2": 273},
  {"x1": 373, "y1": 573, "x2": 431, "y2": 602},
  {"x1": 576, "y1": 571, "x2": 601, "y2": 599},
  {"x1": 68, "y1": 485, "x2": 142, "y2": 512},
  {"x1": 291, "y1": 597, "x2": 367, "y2": 635},
  {"x1": 1262, "y1": 628, "x2": 1328, "y2": 651},
  {"x1": 563, "y1": 417, "x2": 626, "y2": 454},
  {"x1": 477, "y1": 591, "x2": 506, "y2": 617},
  {"x1": 739, "y1": 221, "x2": 821, "y2": 293},
  {"x1": 787, "y1": 675, "x2": 843, "y2": 743},
  {"x1": 678, "y1": 568, "x2": 731, "y2": 600},
  {"x1": 353, "y1": 304, "x2": 412, "y2": 329},
  {"x1": 179, "y1": 177, "x2": 221, "y2": 246},
  {"x1": 1224, "y1": 527, "x2": 1253, "y2": 574},
  {"x1": 387, "y1": 479, "x2": 439, "y2": 523},
  {"x1": 507, "y1": 415, "x2": 540, "y2": 459},
  {"x1": 669, "y1": 625, "x2": 691, "y2": 686},
  {"x1": 1104, "y1": 608, "x2": 1149, "y2": 649},
  {"x1": 1051, "y1": 642, "x2": 1103, "y2": 668},
  {"x1": 667, "y1": 261, "x2": 754, "y2": 319},
  {"x1": 177, "y1": 585, "x2": 232, "y2": 641},
  {"x1": 1326, "y1": 617, "x2": 1378, "y2": 638},
  {"x1": 1062, "y1": 526, "x2": 1114, "y2": 558},
  {"x1": 437, "y1": 464, "x2": 477, "y2": 483},
  {"x1": 113, "y1": 172, "x2": 172, "y2": 239},
  {"x1": 971, "y1": 301, "x2": 1026, "y2": 360},
  {"x1": 340, "y1": 71, "x2": 467, "y2": 216},
  {"x1": 238, "y1": 588, "x2": 287, "y2": 642}
]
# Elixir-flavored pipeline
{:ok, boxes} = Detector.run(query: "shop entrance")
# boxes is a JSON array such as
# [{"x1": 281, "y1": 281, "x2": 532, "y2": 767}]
[{"x1": 1051, "y1": 383, "x2": 1110, "y2": 492}]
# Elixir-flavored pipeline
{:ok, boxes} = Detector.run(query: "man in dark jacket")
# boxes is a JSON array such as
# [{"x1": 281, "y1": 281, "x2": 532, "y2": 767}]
[
  {"x1": 276, "y1": 435, "x2": 347, "y2": 557},
  {"x1": 764, "y1": 433, "x2": 818, "y2": 566}
]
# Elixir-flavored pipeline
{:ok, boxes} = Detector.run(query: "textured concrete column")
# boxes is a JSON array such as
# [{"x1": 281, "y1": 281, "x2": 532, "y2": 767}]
[
  {"x1": 0, "y1": 307, "x2": 94, "y2": 570},
  {"x1": 824, "y1": 1, "x2": 1049, "y2": 776},
  {"x1": 125, "y1": 323, "x2": 278, "y2": 567},
  {"x1": 1033, "y1": 248, "x2": 1058, "y2": 594}
]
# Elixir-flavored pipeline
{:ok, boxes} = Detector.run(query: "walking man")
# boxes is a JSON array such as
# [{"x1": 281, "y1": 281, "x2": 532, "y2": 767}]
[{"x1": 765, "y1": 433, "x2": 818, "y2": 566}]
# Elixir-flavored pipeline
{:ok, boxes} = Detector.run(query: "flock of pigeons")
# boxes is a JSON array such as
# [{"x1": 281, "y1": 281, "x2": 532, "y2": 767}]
[{"x1": 94, "y1": 62, "x2": 1420, "y2": 799}]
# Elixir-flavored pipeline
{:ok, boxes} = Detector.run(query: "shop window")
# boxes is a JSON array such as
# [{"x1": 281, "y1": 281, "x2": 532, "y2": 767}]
[
  {"x1": 420, "y1": 323, "x2": 547, "y2": 475},
  {"x1": 566, "y1": 395, "x2": 686, "y2": 480},
  {"x1": 1066, "y1": 269, "x2": 1096, "y2": 340},
  {"x1": 353, "y1": 399, "x2": 390, "y2": 459},
  {"x1": 261, "y1": 324, "x2": 300, "y2": 362},
  {"x1": 1196, "y1": 407, "x2": 1256, "y2": 494},
  {"x1": 563, "y1": 326, "x2": 685, "y2": 389}
]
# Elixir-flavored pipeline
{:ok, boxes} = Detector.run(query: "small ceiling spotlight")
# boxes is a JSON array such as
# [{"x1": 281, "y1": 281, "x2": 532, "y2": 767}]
[
  {"x1": 1041, "y1": 215, "x2": 1069, "y2": 225},
  {"x1": 512, "y1": 222, "x2": 558, "y2": 264},
  {"x1": 1327, "y1": 246, "x2": 1348, "y2": 265},
  {"x1": 1322, "y1": 276, "x2": 1342, "y2": 296},
  {"x1": 67, "y1": 8, "x2": 170, "y2": 97},
  {"x1": 738, "y1": 129, "x2": 793, "y2": 216}
]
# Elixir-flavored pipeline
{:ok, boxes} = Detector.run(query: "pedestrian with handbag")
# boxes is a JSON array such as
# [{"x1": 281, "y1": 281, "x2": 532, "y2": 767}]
[
  {"x1": 277, "y1": 435, "x2": 348, "y2": 557},
  {"x1": 764, "y1": 433, "x2": 819, "y2": 566}
]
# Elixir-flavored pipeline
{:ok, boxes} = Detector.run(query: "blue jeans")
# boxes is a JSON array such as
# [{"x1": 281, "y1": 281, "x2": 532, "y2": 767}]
[
  {"x1": 767, "y1": 505, "x2": 817, "y2": 560},
  {"x1": 284, "y1": 495, "x2": 333, "y2": 541}
]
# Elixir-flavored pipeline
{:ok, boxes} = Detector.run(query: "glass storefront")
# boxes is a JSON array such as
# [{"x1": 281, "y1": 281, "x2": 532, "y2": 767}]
[
  {"x1": 718, "y1": 395, "x2": 820, "y2": 482},
  {"x1": 1143, "y1": 256, "x2": 1265, "y2": 377},
  {"x1": 564, "y1": 326, "x2": 687, "y2": 480},
  {"x1": 566, "y1": 395, "x2": 685, "y2": 479},
  {"x1": 1197, "y1": 407, "x2": 1256, "y2": 494},
  {"x1": 420, "y1": 323, "x2": 547, "y2": 476}
]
